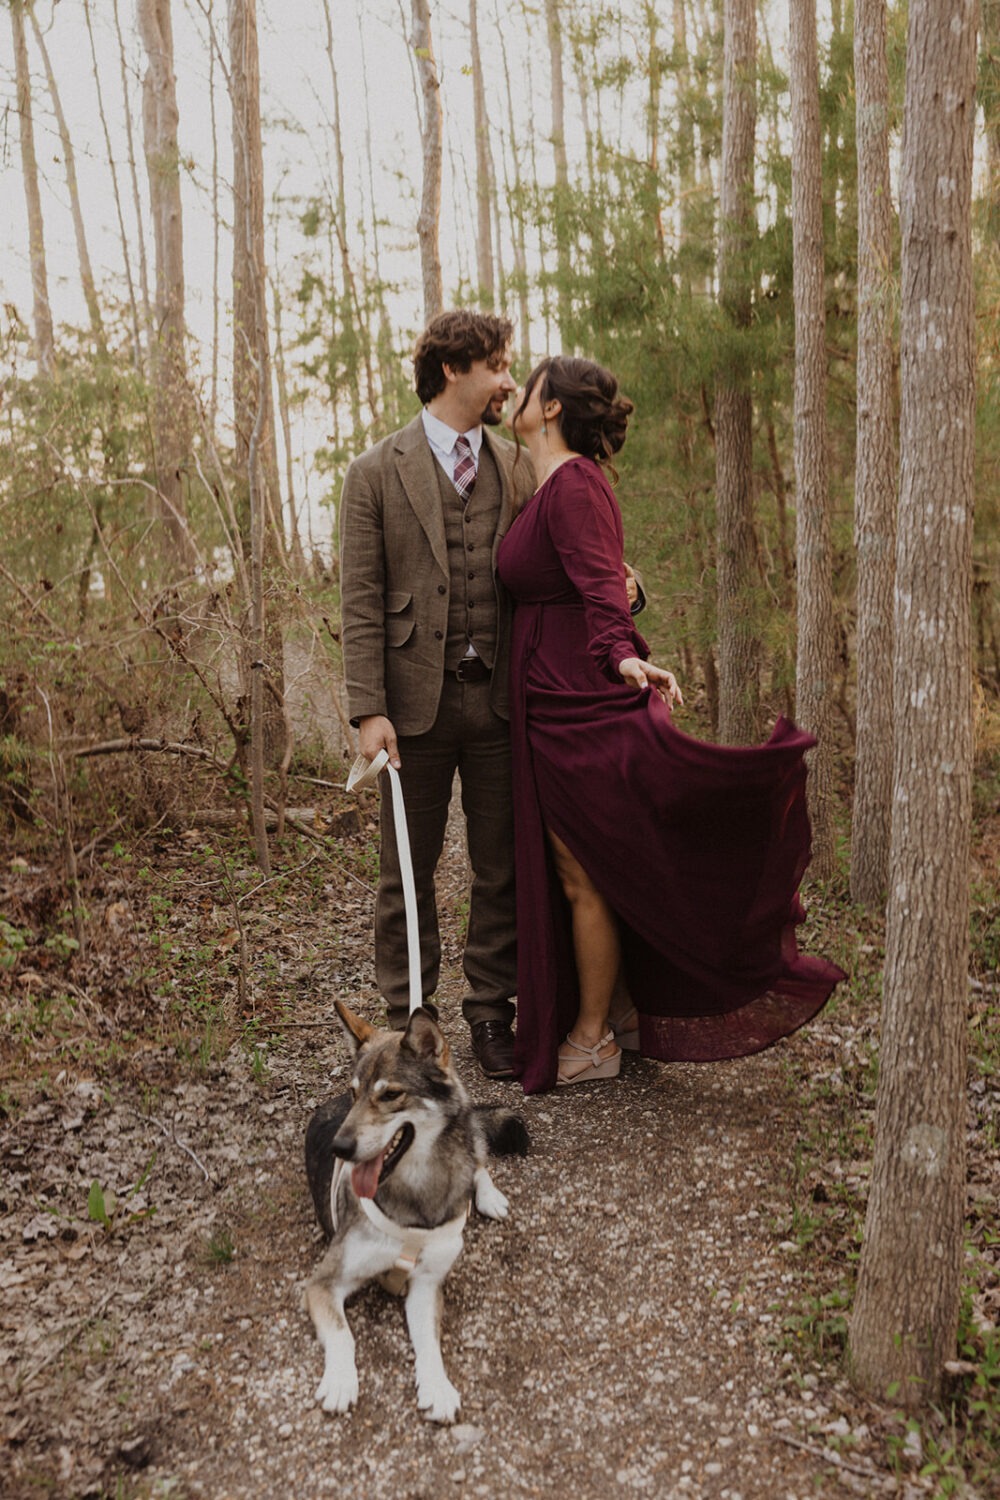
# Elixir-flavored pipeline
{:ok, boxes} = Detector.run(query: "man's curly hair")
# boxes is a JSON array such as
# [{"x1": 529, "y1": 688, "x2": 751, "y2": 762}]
[{"x1": 413, "y1": 310, "x2": 514, "y2": 404}]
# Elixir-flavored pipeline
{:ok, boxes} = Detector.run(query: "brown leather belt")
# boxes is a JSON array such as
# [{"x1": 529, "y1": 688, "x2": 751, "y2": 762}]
[{"x1": 452, "y1": 656, "x2": 490, "y2": 683}]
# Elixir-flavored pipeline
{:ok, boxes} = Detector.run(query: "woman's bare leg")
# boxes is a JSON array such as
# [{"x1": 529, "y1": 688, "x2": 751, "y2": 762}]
[{"x1": 547, "y1": 828, "x2": 620, "y2": 1061}]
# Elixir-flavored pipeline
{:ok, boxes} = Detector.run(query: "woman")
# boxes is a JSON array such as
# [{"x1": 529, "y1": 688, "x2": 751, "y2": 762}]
[{"x1": 498, "y1": 356, "x2": 844, "y2": 1093}]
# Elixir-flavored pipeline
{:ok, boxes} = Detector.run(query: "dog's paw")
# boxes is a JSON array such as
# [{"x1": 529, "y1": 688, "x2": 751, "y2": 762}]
[
  {"x1": 316, "y1": 1365, "x2": 359, "y2": 1414},
  {"x1": 474, "y1": 1166, "x2": 509, "y2": 1220},
  {"x1": 417, "y1": 1373, "x2": 461, "y2": 1423}
]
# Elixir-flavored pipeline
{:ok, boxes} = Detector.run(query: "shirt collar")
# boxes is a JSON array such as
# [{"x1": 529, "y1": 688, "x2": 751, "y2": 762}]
[{"x1": 421, "y1": 407, "x2": 484, "y2": 459}]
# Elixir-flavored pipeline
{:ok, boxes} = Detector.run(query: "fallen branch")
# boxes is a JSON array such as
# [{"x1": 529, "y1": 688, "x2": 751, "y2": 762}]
[
  {"x1": 72, "y1": 737, "x2": 227, "y2": 769},
  {"x1": 773, "y1": 1431, "x2": 886, "y2": 1483},
  {"x1": 132, "y1": 1111, "x2": 214, "y2": 1185},
  {"x1": 19, "y1": 1281, "x2": 120, "y2": 1390}
]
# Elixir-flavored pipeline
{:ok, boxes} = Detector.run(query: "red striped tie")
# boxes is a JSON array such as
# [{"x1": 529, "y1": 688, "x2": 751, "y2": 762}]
[{"x1": 453, "y1": 435, "x2": 476, "y2": 505}]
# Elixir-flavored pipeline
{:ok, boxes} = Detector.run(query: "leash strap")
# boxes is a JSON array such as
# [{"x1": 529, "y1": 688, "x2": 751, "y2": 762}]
[{"x1": 346, "y1": 751, "x2": 421, "y2": 1015}]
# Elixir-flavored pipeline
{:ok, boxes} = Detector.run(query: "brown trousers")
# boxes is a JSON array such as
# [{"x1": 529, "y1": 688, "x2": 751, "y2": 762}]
[{"x1": 374, "y1": 675, "x2": 517, "y2": 1031}]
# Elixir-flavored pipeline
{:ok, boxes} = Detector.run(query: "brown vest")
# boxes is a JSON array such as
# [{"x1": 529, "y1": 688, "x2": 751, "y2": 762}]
[{"x1": 436, "y1": 442, "x2": 502, "y2": 671}]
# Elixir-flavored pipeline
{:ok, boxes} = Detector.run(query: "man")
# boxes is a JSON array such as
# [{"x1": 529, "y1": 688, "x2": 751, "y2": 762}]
[{"x1": 339, "y1": 311, "x2": 534, "y2": 1079}]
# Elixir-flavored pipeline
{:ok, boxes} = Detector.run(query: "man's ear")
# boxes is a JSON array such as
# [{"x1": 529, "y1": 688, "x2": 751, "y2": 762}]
[
  {"x1": 441, "y1": 361, "x2": 459, "y2": 386},
  {"x1": 334, "y1": 999, "x2": 379, "y2": 1057},
  {"x1": 402, "y1": 1007, "x2": 450, "y2": 1069}
]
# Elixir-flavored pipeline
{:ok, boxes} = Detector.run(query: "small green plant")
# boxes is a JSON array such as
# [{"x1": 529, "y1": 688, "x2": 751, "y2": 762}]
[
  {"x1": 0, "y1": 917, "x2": 27, "y2": 969},
  {"x1": 204, "y1": 1225, "x2": 235, "y2": 1265},
  {"x1": 43, "y1": 930, "x2": 81, "y2": 961},
  {"x1": 87, "y1": 1154, "x2": 157, "y2": 1234}
]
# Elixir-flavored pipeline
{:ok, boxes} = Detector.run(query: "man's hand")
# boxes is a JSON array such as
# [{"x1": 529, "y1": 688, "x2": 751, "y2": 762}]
[{"x1": 358, "y1": 715, "x2": 401, "y2": 769}]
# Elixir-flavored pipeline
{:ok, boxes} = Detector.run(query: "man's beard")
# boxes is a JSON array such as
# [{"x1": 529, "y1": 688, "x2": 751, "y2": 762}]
[{"x1": 481, "y1": 400, "x2": 503, "y2": 427}]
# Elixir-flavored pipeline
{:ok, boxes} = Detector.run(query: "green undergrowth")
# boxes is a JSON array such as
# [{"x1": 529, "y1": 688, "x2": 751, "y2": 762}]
[{"x1": 772, "y1": 754, "x2": 1000, "y2": 1497}]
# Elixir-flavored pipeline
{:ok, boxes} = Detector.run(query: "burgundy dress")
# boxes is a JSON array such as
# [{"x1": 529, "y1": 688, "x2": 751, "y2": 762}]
[{"x1": 497, "y1": 456, "x2": 844, "y2": 1094}]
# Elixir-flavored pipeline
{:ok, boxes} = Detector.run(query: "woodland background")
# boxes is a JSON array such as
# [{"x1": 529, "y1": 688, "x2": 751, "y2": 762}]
[{"x1": 1, "y1": 0, "x2": 999, "y2": 1486}]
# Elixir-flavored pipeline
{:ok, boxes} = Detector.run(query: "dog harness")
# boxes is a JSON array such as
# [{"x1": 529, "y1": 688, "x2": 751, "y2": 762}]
[{"x1": 330, "y1": 1161, "x2": 470, "y2": 1296}]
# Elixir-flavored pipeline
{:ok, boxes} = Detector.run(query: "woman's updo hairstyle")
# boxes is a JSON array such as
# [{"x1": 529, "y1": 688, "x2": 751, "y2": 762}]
[{"x1": 516, "y1": 356, "x2": 634, "y2": 476}]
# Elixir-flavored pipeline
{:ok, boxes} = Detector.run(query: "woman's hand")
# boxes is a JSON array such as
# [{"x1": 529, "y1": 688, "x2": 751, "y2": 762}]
[{"x1": 618, "y1": 657, "x2": 684, "y2": 706}]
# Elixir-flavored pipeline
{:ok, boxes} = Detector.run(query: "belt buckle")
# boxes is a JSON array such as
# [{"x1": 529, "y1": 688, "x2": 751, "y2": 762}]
[{"x1": 456, "y1": 656, "x2": 484, "y2": 682}]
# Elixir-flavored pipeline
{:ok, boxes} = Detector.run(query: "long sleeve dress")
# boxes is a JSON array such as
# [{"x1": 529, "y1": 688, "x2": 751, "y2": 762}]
[{"x1": 496, "y1": 455, "x2": 844, "y2": 1094}]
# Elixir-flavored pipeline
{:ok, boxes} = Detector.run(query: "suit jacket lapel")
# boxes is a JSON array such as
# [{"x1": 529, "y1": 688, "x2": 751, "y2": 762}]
[{"x1": 396, "y1": 415, "x2": 448, "y2": 574}]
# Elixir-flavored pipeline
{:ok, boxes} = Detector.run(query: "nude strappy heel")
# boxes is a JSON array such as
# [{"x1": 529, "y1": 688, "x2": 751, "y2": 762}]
[
  {"x1": 556, "y1": 1030, "x2": 622, "y2": 1086},
  {"x1": 609, "y1": 1006, "x2": 640, "y2": 1051}
]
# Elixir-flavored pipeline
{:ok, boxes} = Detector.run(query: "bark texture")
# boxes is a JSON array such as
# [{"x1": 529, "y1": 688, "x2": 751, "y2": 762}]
[
  {"x1": 850, "y1": 0, "x2": 898, "y2": 906},
  {"x1": 469, "y1": 0, "x2": 495, "y2": 305},
  {"x1": 137, "y1": 0, "x2": 193, "y2": 563},
  {"x1": 849, "y1": 0, "x2": 978, "y2": 1410},
  {"x1": 11, "y1": 0, "x2": 55, "y2": 377},
  {"x1": 790, "y1": 0, "x2": 836, "y2": 876},
  {"x1": 30, "y1": 11, "x2": 106, "y2": 356},
  {"x1": 411, "y1": 0, "x2": 444, "y2": 322},
  {"x1": 545, "y1": 0, "x2": 573, "y2": 347},
  {"x1": 715, "y1": 0, "x2": 761, "y2": 746},
  {"x1": 229, "y1": 0, "x2": 286, "y2": 792}
]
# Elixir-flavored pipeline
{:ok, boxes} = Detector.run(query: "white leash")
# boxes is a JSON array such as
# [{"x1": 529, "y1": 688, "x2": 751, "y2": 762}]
[
  {"x1": 341, "y1": 751, "x2": 475, "y2": 1293},
  {"x1": 346, "y1": 749, "x2": 421, "y2": 1016}
]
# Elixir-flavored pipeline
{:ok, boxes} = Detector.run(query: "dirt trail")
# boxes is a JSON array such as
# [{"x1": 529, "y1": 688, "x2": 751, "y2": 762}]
[{"x1": 0, "y1": 795, "x2": 959, "y2": 1499}]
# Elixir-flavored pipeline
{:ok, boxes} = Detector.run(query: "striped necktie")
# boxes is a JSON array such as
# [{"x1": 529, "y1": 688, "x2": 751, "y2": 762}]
[{"x1": 453, "y1": 435, "x2": 477, "y2": 505}]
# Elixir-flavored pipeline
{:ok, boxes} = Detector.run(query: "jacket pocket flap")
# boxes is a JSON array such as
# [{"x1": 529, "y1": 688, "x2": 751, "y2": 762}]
[{"x1": 386, "y1": 591, "x2": 413, "y2": 615}]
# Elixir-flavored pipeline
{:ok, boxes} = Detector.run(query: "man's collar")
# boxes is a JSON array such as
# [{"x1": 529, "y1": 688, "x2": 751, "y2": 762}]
[{"x1": 421, "y1": 407, "x2": 483, "y2": 457}]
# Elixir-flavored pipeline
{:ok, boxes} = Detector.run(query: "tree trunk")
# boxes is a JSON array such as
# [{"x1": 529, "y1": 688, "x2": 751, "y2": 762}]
[
  {"x1": 850, "y1": 0, "x2": 898, "y2": 907},
  {"x1": 644, "y1": 2, "x2": 666, "y2": 258},
  {"x1": 228, "y1": 0, "x2": 287, "y2": 793},
  {"x1": 137, "y1": 0, "x2": 194, "y2": 568},
  {"x1": 469, "y1": 0, "x2": 495, "y2": 306},
  {"x1": 411, "y1": 0, "x2": 444, "y2": 322},
  {"x1": 84, "y1": 0, "x2": 141, "y2": 369},
  {"x1": 10, "y1": 0, "x2": 55, "y2": 378},
  {"x1": 495, "y1": 2, "x2": 532, "y2": 369},
  {"x1": 113, "y1": 0, "x2": 152, "y2": 373},
  {"x1": 270, "y1": 253, "x2": 307, "y2": 575},
  {"x1": 790, "y1": 0, "x2": 836, "y2": 877},
  {"x1": 848, "y1": 0, "x2": 977, "y2": 1411},
  {"x1": 715, "y1": 0, "x2": 761, "y2": 746},
  {"x1": 545, "y1": 0, "x2": 573, "y2": 347},
  {"x1": 321, "y1": 0, "x2": 375, "y2": 432},
  {"x1": 30, "y1": 10, "x2": 106, "y2": 357}
]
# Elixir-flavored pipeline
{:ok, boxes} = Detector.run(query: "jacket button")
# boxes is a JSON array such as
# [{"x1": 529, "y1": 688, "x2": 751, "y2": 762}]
[
  {"x1": 434, "y1": 630, "x2": 443, "y2": 640},
  {"x1": 468, "y1": 571, "x2": 475, "y2": 580},
  {"x1": 437, "y1": 584, "x2": 446, "y2": 594}
]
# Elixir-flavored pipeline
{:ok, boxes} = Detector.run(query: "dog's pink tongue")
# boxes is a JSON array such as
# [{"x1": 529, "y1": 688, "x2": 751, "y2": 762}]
[{"x1": 351, "y1": 1152, "x2": 385, "y2": 1200}]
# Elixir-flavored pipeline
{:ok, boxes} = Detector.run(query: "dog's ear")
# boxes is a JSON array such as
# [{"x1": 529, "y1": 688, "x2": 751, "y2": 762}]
[
  {"x1": 402, "y1": 1007, "x2": 450, "y2": 1069},
  {"x1": 335, "y1": 999, "x2": 378, "y2": 1056}
]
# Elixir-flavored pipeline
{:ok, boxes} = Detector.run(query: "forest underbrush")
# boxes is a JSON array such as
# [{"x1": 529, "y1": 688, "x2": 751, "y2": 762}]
[{"x1": 1, "y1": 727, "x2": 998, "y2": 1499}]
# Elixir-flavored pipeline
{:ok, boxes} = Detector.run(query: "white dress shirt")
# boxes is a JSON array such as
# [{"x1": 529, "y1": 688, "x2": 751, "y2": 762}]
[{"x1": 421, "y1": 407, "x2": 483, "y2": 483}]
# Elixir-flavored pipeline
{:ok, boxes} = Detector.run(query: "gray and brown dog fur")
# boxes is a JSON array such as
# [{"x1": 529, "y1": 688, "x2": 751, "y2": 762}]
[{"x1": 303, "y1": 1000, "x2": 528, "y2": 1422}]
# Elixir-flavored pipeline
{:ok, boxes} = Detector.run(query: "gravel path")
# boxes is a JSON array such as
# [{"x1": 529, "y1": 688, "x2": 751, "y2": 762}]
[{"x1": 0, "y1": 793, "x2": 963, "y2": 1499}]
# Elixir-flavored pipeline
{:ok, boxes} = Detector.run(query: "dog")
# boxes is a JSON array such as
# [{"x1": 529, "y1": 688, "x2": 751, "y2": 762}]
[{"x1": 303, "y1": 1000, "x2": 529, "y2": 1423}]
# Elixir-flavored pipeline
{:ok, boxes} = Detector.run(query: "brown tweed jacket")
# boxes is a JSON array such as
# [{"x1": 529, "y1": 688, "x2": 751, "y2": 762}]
[{"x1": 339, "y1": 414, "x2": 535, "y2": 737}]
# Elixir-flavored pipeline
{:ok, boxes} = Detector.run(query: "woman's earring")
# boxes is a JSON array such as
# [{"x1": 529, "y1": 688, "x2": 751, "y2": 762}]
[{"x1": 542, "y1": 421, "x2": 547, "y2": 437}]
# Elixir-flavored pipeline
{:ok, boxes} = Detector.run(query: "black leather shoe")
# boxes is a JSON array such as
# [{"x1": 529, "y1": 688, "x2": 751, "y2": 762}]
[{"x1": 469, "y1": 1020, "x2": 516, "y2": 1080}]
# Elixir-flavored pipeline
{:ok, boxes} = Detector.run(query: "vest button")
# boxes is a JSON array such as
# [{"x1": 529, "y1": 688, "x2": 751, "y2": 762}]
[
  {"x1": 434, "y1": 630, "x2": 443, "y2": 640},
  {"x1": 468, "y1": 571, "x2": 475, "y2": 580}
]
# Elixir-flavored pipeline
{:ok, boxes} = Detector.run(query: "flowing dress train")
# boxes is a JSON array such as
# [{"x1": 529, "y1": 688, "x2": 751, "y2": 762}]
[{"x1": 496, "y1": 456, "x2": 845, "y2": 1094}]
